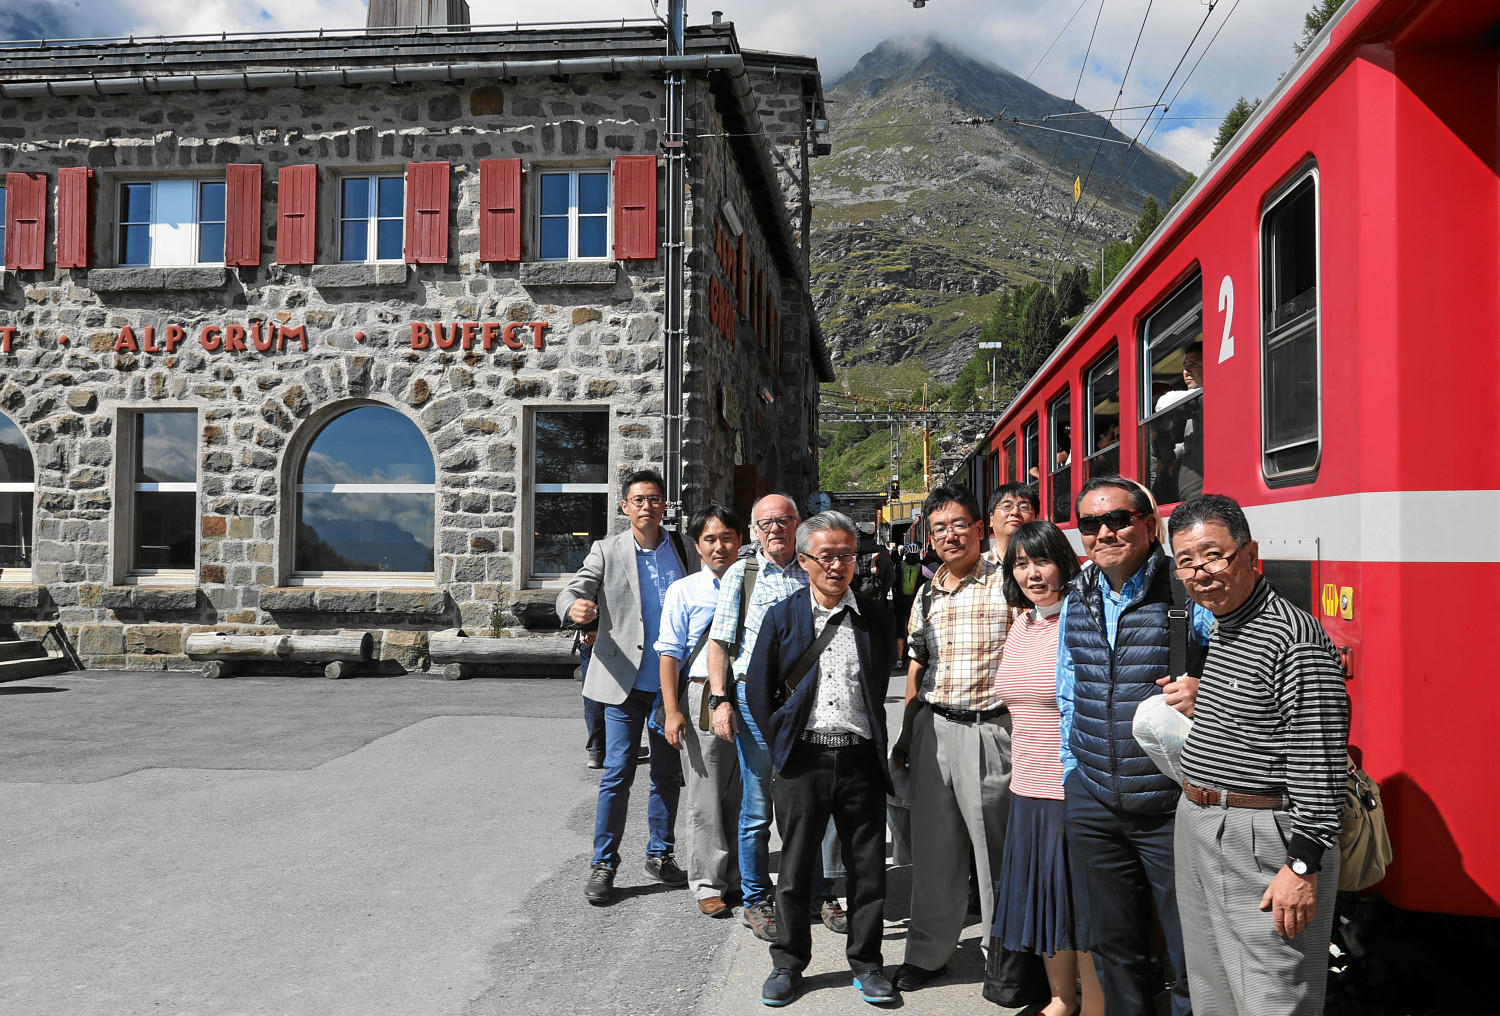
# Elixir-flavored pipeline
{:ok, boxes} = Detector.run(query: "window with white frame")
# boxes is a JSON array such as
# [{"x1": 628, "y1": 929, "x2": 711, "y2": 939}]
[
  {"x1": 1261, "y1": 167, "x2": 1320, "y2": 482},
  {"x1": 294, "y1": 405, "x2": 435, "y2": 580},
  {"x1": 537, "y1": 170, "x2": 610, "y2": 261},
  {"x1": 530, "y1": 409, "x2": 609, "y2": 579},
  {"x1": 0, "y1": 184, "x2": 6, "y2": 262},
  {"x1": 128, "y1": 411, "x2": 197, "y2": 577},
  {"x1": 117, "y1": 180, "x2": 225, "y2": 267},
  {"x1": 0, "y1": 413, "x2": 34, "y2": 581},
  {"x1": 339, "y1": 176, "x2": 405, "y2": 263}
]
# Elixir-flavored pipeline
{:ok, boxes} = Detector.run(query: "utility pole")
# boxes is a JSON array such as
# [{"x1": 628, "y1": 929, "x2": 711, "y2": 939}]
[
  {"x1": 979, "y1": 340, "x2": 1002, "y2": 410},
  {"x1": 661, "y1": 0, "x2": 687, "y2": 527}
]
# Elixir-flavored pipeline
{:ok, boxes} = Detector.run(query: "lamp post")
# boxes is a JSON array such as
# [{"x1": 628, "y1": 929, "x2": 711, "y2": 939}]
[{"x1": 978, "y1": 341, "x2": 1003, "y2": 409}]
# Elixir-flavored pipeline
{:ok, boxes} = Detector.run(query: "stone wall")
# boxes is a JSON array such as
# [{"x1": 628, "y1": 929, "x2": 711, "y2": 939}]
[{"x1": 0, "y1": 67, "x2": 820, "y2": 672}]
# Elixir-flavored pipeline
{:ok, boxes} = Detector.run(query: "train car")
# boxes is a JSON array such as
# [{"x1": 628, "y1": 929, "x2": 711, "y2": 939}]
[{"x1": 969, "y1": 0, "x2": 1500, "y2": 919}]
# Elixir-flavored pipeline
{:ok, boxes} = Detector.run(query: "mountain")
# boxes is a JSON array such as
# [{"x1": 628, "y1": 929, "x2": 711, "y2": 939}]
[{"x1": 811, "y1": 38, "x2": 1189, "y2": 390}]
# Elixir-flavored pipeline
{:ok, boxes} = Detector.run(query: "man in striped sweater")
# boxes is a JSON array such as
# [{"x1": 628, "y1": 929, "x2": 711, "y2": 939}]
[{"x1": 1166, "y1": 495, "x2": 1350, "y2": 1016}]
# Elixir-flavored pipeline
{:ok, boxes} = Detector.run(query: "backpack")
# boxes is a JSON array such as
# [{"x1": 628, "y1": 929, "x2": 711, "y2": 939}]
[{"x1": 850, "y1": 542, "x2": 892, "y2": 600}]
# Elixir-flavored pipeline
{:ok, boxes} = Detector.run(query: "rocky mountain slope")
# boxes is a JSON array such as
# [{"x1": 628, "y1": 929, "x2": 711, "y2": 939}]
[{"x1": 811, "y1": 38, "x2": 1189, "y2": 390}]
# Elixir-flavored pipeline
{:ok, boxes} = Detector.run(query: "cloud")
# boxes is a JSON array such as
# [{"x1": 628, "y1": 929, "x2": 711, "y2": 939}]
[
  {"x1": 0, "y1": 0, "x2": 116, "y2": 40},
  {"x1": 1154, "y1": 125, "x2": 1215, "y2": 175}
]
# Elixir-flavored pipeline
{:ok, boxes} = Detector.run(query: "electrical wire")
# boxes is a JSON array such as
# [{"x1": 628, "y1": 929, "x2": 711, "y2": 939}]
[{"x1": 1024, "y1": 0, "x2": 1093, "y2": 82}]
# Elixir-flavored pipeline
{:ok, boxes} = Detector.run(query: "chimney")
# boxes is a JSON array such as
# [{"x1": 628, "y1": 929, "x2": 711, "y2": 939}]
[{"x1": 366, "y1": 0, "x2": 471, "y2": 30}]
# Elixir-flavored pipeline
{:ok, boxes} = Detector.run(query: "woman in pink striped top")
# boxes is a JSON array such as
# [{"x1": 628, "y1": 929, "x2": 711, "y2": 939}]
[{"x1": 991, "y1": 521, "x2": 1101, "y2": 1016}]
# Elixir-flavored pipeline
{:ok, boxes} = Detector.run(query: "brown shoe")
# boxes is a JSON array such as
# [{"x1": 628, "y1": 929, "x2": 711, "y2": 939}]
[{"x1": 697, "y1": 896, "x2": 730, "y2": 918}]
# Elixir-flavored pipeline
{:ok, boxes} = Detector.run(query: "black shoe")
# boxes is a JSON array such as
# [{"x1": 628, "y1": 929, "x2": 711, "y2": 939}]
[
  {"x1": 820, "y1": 896, "x2": 849, "y2": 934},
  {"x1": 587, "y1": 749, "x2": 604, "y2": 769},
  {"x1": 761, "y1": 967, "x2": 801, "y2": 1007},
  {"x1": 892, "y1": 962, "x2": 946, "y2": 991},
  {"x1": 644, "y1": 853, "x2": 688, "y2": 887},
  {"x1": 583, "y1": 862, "x2": 615, "y2": 905},
  {"x1": 853, "y1": 968, "x2": 898, "y2": 1005}
]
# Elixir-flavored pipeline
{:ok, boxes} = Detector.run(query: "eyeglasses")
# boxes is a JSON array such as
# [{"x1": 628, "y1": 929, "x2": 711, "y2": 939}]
[
  {"x1": 1076, "y1": 508, "x2": 1148, "y2": 536},
  {"x1": 993, "y1": 501, "x2": 1036, "y2": 516},
  {"x1": 1174, "y1": 544, "x2": 1245, "y2": 580},
  {"x1": 754, "y1": 515, "x2": 797, "y2": 532},
  {"x1": 801, "y1": 551, "x2": 856, "y2": 568},
  {"x1": 625, "y1": 495, "x2": 665, "y2": 507},
  {"x1": 929, "y1": 521, "x2": 974, "y2": 538}
]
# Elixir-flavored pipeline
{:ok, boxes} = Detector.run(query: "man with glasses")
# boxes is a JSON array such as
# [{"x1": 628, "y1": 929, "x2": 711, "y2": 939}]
[
  {"x1": 983, "y1": 483, "x2": 1039, "y2": 567},
  {"x1": 894, "y1": 484, "x2": 1014, "y2": 992},
  {"x1": 1056, "y1": 477, "x2": 1212, "y2": 1016},
  {"x1": 1167, "y1": 495, "x2": 1348, "y2": 1016},
  {"x1": 707, "y1": 494, "x2": 845, "y2": 943},
  {"x1": 558, "y1": 469, "x2": 693, "y2": 905},
  {"x1": 742, "y1": 512, "x2": 901, "y2": 1006}
]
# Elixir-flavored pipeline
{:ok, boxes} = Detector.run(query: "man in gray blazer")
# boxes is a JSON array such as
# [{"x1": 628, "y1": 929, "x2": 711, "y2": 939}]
[{"x1": 557, "y1": 468, "x2": 697, "y2": 905}]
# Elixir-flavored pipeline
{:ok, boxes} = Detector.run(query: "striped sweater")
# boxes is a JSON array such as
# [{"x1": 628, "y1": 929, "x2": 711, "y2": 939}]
[{"x1": 1181, "y1": 579, "x2": 1350, "y2": 865}]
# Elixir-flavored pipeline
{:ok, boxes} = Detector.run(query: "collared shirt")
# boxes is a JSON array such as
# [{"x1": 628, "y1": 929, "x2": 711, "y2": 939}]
[
  {"x1": 709, "y1": 551, "x2": 809, "y2": 683},
  {"x1": 808, "y1": 589, "x2": 873, "y2": 738},
  {"x1": 1182, "y1": 579, "x2": 1349, "y2": 860},
  {"x1": 1055, "y1": 559, "x2": 1215, "y2": 779},
  {"x1": 653, "y1": 567, "x2": 722, "y2": 681},
  {"x1": 907, "y1": 554, "x2": 1010, "y2": 712},
  {"x1": 632, "y1": 535, "x2": 685, "y2": 692}
]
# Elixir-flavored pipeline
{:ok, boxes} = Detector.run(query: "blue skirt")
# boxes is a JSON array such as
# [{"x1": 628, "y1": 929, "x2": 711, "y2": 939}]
[{"x1": 993, "y1": 794, "x2": 1091, "y2": 956}]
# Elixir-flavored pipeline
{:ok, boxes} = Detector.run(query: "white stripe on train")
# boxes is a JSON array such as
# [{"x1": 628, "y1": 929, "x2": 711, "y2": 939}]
[{"x1": 1056, "y1": 490, "x2": 1500, "y2": 564}]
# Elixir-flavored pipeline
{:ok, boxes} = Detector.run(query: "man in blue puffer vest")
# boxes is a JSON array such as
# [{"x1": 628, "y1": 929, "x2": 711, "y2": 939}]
[{"x1": 1057, "y1": 477, "x2": 1213, "y2": 1016}]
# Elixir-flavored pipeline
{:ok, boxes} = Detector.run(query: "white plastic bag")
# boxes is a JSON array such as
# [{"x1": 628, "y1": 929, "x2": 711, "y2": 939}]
[{"x1": 1132, "y1": 694, "x2": 1192, "y2": 784}]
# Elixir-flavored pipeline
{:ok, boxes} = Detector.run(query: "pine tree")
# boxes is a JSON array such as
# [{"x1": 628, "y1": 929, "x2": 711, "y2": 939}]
[
  {"x1": 1168, "y1": 173, "x2": 1197, "y2": 207},
  {"x1": 1131, "y1": 195, "x2": 1163, "y2": 248},
  {"x1": 1210, "y1": 96, "x2": 1260, "y2": 160},
  {"x1": 1294, "y1": 0, "x2": 1348, "y2": 56}
]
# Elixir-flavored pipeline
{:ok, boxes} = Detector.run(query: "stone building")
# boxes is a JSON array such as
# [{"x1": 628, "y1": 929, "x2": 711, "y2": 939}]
[{"x1": 0, "y1": 9, "x2": 831, "y2": 672}]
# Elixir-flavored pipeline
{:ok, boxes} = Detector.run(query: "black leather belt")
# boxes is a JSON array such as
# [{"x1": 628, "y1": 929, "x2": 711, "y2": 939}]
[
  {"x1": 927, "y1": 702, "x2": 1008, "y2": 724},
  {"x1": 799, "y1": 730, "x2": 867, "y2": 748}
]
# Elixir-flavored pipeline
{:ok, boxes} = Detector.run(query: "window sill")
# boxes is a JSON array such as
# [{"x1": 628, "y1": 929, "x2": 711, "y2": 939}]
[
  {"x1": 309, "y1": 263, "x2": 408, "y2": 288},
  {"x1": 260, "y1": 585, "x2": 448, "y2": 615},
  {"x1": 87, "y1": 267, "x2": 228, "y2": 292},
  {"x1": 520, "y1": 261, "x2": 618, "y2": 287},
  {"x1": 101, "y1": 585, "x2": 201, "y2": 611}
]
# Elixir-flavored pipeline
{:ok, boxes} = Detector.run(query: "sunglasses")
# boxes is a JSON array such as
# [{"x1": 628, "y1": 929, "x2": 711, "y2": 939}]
[{"x1": 1076, "y1": 508, "x2": 1148, "y2": 536}]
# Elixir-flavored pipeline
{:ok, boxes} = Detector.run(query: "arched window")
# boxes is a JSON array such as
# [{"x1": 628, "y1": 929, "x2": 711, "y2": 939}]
[
  {"x1": 294, "y1": 406, "x2": 435, "y2": 580},
  {"x1": 0, "y1": 414, "x2": 34, "y2": 581}
]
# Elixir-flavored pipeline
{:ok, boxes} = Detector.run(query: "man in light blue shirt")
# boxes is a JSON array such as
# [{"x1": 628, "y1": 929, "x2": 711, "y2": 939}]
[
  {"x1": 655, "y1": 505, "x2": 746, "y2": 918},
  {"x1": 557, "y1": 469, "x2": 691, "y2": 906}
]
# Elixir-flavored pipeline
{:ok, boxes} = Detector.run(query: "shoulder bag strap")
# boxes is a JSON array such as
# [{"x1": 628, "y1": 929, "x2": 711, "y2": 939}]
[
  {"x1": 1167, "y1": 570, "x2": 1189, "y2": 678},
  {"x1": 732, "y1": 557, "x2": 760, "y2": 657},
  {"x1": 781, "y1": 606, "x2": 849, "y2": 701}
]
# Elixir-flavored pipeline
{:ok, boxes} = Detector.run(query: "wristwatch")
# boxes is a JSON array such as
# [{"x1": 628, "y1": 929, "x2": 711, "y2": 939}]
[
  {"x1": 706, "y1": 693, "x2": 731, "y2": 710},
  {"x1": 1287, "y1": 856, "x2": 1311, "y2": 876}
]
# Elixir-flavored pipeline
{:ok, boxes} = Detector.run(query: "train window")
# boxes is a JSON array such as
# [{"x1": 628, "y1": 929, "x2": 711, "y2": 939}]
[
  {"x1": 1023, "y1": 417, "x2": 1039, "y2": 488},
  {"x1": 1139, "y1": 275, "x2": 1204, "y2": 504},
  {"x1": 987, "y1": 449, "x2": 1000, "y2": 498},
  {"x1": 1003, "y1": 437, "x2": 1017, "y2": 485},
  {"x1": 1261, "y1": 169, "x2": 1320, "y2": 481},
  {"x1": 1047, "y1": 394, "x2": 1071, "y2": 522},
  {"x1": 1086, "y1": 351, "x2": 1121, "y2": 478}
]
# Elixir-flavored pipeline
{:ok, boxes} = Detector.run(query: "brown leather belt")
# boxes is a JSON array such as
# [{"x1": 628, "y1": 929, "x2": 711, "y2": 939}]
[{"x1": 1182, "y1": 781, "x2": 1285, "y2": 810}]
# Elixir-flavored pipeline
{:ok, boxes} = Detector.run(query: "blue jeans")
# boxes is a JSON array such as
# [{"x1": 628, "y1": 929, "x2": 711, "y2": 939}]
[
  {"x1": 580, "y1": 645, "x2": 605, "y2": 753},
  {"x1": 734, "y1": 696, "x2": 833, "y2": 904},
  {"x1": 593, "y1": 688, "x2": 682, "y2": 867}
]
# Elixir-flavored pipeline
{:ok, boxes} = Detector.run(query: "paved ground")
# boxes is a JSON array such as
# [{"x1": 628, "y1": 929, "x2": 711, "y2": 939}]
[{"x1": 0, "y1": 672, "x2": 1018, "y2": 1016}]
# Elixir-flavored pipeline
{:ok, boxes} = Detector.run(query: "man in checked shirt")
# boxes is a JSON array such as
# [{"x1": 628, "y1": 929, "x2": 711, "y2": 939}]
[{"x1": 892, "y1": 484, "x2": 1015, "y2": 992}]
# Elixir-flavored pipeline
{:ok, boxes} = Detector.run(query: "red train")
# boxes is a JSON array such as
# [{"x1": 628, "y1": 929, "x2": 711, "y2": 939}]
[{"x1": 956, "y1": 0, "x2": 1500, "y2": 918}]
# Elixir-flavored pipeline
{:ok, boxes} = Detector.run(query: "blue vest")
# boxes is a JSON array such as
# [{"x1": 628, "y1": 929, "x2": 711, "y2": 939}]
[{"x1": 1064, "y1": 549, "x2": 1191, "y2": 814}]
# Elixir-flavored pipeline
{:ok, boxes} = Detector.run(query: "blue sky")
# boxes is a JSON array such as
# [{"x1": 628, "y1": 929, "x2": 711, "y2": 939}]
[{"x1": 0, "y1": 0, "x2": 1322, "y2": 171}]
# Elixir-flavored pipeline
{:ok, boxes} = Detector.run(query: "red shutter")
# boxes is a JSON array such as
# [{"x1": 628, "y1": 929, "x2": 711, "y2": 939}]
[
  {"x1": 612, "y1": 155, "x2": 658, "y2": 260},
  {"x1": 56, "y1": 167, "x2": 91, "y2": 269},
  {"x1": 224, "y1": 163, "x2": 262, "y2": 267},
  {"x1": 478, "y1": 158, "x2": 522, "y2": 262},
  {"x1": 4, "y1": 172, "x2": 46, "y2": 271},
  {"x1": 738, "y1": 236, "x2": 749, "y2": 318},
  {"x1": 276, "y1": 164, "x2": 317, "y2": 265},
  {"x1": 404, "y1": 161, "x2": 450, "y2": 264}
]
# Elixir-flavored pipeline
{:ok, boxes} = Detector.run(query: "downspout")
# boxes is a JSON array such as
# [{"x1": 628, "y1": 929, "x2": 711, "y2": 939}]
[{"x1": 662, "y1": 0, "x2": 687, "y2": 527}]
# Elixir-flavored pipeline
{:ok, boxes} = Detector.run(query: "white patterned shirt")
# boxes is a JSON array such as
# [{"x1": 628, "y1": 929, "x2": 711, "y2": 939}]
[{"x1": 807, "y1": 589, "x2": 873, "y2": 738}]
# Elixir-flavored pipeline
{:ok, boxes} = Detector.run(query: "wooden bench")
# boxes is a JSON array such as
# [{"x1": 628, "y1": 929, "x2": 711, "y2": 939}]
[
  {"x1": 427, "y1": 629, "x2": 577, "y2": 680},
  {"x1": 183, "y1": 632, "x2": 374, "y2": 679}
]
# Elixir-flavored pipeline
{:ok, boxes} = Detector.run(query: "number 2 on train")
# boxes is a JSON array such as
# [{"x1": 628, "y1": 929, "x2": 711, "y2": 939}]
[{"x1": 1217, "y1": 274, "x2": 1235, "y2": 363}]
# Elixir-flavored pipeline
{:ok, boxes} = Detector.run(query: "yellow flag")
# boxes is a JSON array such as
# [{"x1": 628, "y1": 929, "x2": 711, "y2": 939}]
[{"x1": 1074, "y1": 176, "x2": 1082, "y2": 202}]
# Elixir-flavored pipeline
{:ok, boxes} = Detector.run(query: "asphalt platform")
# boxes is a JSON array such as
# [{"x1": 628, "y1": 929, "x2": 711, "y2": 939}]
[{"x1": 0, "y1": 671, "x2": 1019, "y2": 1016}]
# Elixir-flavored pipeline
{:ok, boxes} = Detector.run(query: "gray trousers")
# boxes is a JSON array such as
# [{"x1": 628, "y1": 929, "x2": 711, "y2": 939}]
[
  {"x1": 680, "y1": 680, "x2": 742, "y2": 900},
  {"x1": 1175, "y1": 797, "x2": 1340, "y2": 1016},
  {"x1": 903, "y1": 707, "x2": 1013, "y2": 969}
]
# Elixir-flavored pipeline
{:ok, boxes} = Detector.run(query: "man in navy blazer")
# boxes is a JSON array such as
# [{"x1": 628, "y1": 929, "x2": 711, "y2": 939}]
[{"x1": 743, "y1": 511, "x2": 900, "y2": 1007}]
